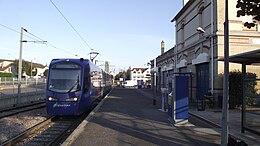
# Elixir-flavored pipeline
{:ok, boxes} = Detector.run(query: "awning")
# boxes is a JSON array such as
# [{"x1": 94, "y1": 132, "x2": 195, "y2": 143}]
[
  {"x1": 217, "y1": 49, "x2": 260, "y2": 65},
  {"x1": 217, "y1": 49, "x2": 260, "y2": 135}
]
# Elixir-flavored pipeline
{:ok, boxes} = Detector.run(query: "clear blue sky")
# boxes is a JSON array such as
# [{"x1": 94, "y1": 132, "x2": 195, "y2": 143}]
[{"x1": 0, "y1": 0, "x2": 183, "y2": 72}]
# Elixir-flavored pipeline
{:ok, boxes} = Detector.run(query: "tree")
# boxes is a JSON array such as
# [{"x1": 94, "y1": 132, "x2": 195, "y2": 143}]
[
  {"x1": 126, "y1": 67, "x2": 131, "y2": 80},
  {"x1": 114, "y1": 68, "x2": 131, "y2": 81},
  {"x1": 13, "y1": 59, "x2": 32, "y2": 76},
  {"x1": 44, "y1": 69, "x2": 48, "y2": 77},
  {"x1": 220, "y1": 70, "x2": 257, "y2": 109},
  {"x1": 236, "y1": 0, "x2": 260, "y2": 28}
]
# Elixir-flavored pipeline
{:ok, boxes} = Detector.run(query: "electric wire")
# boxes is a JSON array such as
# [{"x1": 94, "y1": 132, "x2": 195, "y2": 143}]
[
  {"x1": 0, "y1": 23, "x2": 79, "y2": 57},
  {"x1": 25, "y1": 31, "x2": 46, "y2": 42},
  {"x1": 0, "y1": 23, "x2": 41, "y2": 42},
  {"x1": 49, "y1": 0, "x2": 93, "y2": 50}
]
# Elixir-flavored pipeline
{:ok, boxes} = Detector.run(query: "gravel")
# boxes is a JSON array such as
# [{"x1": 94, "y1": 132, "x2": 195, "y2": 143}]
[{"x1": 0, "y1": 108, "x2": 48, "y2": 143}]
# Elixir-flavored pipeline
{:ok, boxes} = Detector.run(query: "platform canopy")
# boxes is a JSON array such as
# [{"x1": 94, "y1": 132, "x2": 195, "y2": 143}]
[
  {"x1": 217, "y1": 49, "x2": 260, "y2": 65},
  {"x1": 218, "y1": 49, "x2": 260, "y2": 135}
]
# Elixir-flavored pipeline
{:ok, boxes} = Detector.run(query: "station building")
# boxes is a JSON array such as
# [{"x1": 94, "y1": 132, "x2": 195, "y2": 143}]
[{"x1": 150, "y1": 0, "x2": 260, "y2": 105}]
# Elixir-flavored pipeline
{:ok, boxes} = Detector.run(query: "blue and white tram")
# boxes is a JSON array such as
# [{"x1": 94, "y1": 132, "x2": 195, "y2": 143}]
[{"x1": 46, "y1": 58, "x2": 111, "y2": 116}]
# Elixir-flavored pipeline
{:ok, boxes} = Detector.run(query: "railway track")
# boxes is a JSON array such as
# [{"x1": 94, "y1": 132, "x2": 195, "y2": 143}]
[
  {"x1": 1, "y1": 116, "x2": 83, "y2": 146},
  {"x1": 0, "y1": 101, "x2": 46, "y2": 119},
  {"x1": 1, "y1": 101, "x2": 100, "y2": 146}
]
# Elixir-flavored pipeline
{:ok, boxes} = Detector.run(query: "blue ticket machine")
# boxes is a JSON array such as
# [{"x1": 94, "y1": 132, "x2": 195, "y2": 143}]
[
  {"x1": 170, "y1": 76, "x2": 189, "y2": 125},
  {"x1": 137, "y1": 80, "x2": 142, "y2": 89}
]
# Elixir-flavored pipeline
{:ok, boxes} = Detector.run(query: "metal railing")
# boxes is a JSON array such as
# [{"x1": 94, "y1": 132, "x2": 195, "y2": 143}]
[{"x1": 0, "y1": 77, "x2": 46, "y2": 109}]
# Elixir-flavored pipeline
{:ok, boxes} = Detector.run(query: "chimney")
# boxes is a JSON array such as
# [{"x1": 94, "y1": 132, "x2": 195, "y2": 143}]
[
  {"x1": 183, "y1": 0, "x2": 189, "y2": 6},
  {"x1": 161, "y1": 40, "x2": 165, "y2": 55}
]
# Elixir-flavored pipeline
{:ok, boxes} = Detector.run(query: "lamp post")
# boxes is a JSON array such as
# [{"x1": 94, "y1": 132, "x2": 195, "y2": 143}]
[
  {"x1": 196, "y1": 27, "x2": 214, "y2": 95},
  {"x1": 148, "y1": 59, "x2": 157, "y2": 105}
]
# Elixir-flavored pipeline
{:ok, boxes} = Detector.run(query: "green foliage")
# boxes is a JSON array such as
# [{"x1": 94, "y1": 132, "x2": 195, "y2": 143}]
[
  {"x1": 13, "y1": 59, "x2": 37, "y2": 76},
  {"x1": 236, "y1": 0, "x2": 260, "y2": 28},
  {"x1": 229, "y1": 70, "x2": 257, "y2": 109},
  {"x1": 115, "y1": 67, "x2": 132, "y2": 80},
  {"x1": 0, "y1": 72, "x2": 13, "y2": 77},
  {"x1": 44, "y1": 69, "x2": 48, "y2": 77},
  {"x1": 126, "y1": 67, "x2": 131, "y2": 80},
  {"x1": 115, "y1": 71, "x2": 127, "y2": 80}
]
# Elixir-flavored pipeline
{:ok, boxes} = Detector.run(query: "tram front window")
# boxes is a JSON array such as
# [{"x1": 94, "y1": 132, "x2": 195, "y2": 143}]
[{"x1": 48, "y1": 62, "x2": 82, "y2": 93}]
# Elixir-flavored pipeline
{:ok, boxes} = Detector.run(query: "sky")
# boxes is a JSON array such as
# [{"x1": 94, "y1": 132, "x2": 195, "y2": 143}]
[{"x1": 0, "y1": 0, "x2": 183, "y2": 72}]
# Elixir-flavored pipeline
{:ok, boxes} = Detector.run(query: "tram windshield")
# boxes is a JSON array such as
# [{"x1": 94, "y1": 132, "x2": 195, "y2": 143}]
[{"x1": 48, "y1": 62, "x2": 82, "y2": 93}]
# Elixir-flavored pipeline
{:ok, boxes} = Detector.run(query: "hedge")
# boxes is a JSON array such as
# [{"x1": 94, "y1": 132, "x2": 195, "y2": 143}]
[{"x1": 0, "y1": 72, "x2": 13, "y2": 77}]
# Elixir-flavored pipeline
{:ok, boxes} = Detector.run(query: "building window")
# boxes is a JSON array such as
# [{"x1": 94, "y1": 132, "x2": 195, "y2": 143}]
[{"x1": 179, "y1": 67, "x2": 187, "y2": 73}]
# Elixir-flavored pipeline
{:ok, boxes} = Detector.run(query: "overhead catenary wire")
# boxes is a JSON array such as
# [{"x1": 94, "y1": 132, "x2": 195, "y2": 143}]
[
  {"x1": 0, "y1": 23, "x2": 79, "y2": 57},
  {"x1": 0, "y1": 23, "x2": 41, "y2": 42},
  {"x1": 49, "y1": 0, "x2": 93, "y2": 50},
  {"x1": 22, "y1": 28, "x2": 80, "y2": 57}
]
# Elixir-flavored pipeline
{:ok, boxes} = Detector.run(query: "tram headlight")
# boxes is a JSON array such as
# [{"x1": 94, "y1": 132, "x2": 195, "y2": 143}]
[
  {"x1": 48, "y1": 97, "x2": 53, "y2": 101},
  {"x1": 73, "y1": 97, "x2": 78, "y2": 101}
]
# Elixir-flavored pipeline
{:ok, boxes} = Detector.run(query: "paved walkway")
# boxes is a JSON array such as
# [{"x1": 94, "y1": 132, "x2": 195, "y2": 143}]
[
  {"x1": 62, "y1": 88, "x2": 222, "y2": 146},
  {"x1": 61, "y1": 88, "x2": 260, "y2": 146},
  {"x1": 189, "y1": 108, "x2": 260, "y2": 145},
  {"x1": 141, "y1": 88, "x2": 260, "y2": 146}
]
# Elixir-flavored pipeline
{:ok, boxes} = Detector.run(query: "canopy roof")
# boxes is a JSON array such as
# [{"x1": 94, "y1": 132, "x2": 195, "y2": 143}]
[{"x1": 218, "y1": 49, "x2": 260, "y2": 65}]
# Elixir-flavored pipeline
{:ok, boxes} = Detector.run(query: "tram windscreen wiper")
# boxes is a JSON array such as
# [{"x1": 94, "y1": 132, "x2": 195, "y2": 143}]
[{"x1": 67, "y1": 76, "x2": 79, "y2": 93}]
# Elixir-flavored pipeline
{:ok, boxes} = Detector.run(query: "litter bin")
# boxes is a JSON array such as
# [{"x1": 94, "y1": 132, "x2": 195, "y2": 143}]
[
  {"x1": 197, "y1": 99, "x2": 205, "y2": 111},
  {"x1": 228, "y1": 134, "x2": 248, "y2": 146}
]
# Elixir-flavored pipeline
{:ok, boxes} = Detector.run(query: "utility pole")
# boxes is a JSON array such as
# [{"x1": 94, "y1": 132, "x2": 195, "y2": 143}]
[
  {"x1": 153, "y1": 59, "x2": 157, "y2": 105},
  {"x1": 17, "y1": 27, "x2": 46, "y2": 105},
  {"x1": 222, "y1": 0, "x2": 229, "y2": 145},
  {"x1": 31, "y1": 60, "x2": 33, "y2": 77},
  {"x1": 17, "y1": 27, "x2": 26, "y2": 105},
  {"x1": 89, "y1": 52, "x2": 99, "y2": 62}
]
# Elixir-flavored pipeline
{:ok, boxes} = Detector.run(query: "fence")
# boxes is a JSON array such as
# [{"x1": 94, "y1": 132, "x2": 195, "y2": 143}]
[{"x1": 0, "y1": 77, "x2": 46, "y2": 109}]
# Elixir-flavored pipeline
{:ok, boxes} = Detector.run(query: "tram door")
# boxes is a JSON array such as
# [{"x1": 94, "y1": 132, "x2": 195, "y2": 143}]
[{"x1": 196, "y1": 63, "x2": 209, "y2": 99}]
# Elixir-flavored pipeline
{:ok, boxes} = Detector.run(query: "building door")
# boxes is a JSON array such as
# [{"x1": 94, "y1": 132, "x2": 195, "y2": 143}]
[{"x1": 196, "y1": 63, "x2": 209, "y2": 99}]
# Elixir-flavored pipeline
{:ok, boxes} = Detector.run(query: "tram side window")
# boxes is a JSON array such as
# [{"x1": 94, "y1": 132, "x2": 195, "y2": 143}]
[{"x1": 84, "y1": 67, "x2": 90, "y2": 92}]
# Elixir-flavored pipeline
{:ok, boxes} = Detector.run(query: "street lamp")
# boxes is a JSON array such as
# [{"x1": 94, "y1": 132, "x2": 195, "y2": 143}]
[
  {"x1": 148, "y1": 60, "x2": 156, "y2": 105},
  {"x1": 196, "y1": 27, "x2": 214, "y2": 95},
  {"x1": 196, "y1": 27, "x2": 205, "y2": 33}
]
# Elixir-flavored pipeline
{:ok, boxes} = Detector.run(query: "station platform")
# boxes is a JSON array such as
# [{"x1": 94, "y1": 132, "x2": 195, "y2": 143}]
[{"x1": 62, "y1": 87, "x2": 224, "y2": 146}]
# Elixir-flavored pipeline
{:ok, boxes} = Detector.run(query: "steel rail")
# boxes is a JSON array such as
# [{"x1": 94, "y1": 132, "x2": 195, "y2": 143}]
[
  {"x1": 0, "y1": 101, "x2": 46, "y2": 119},
  {"x1": 1, "y1": 116, "x2": 54, "y2": 146}
]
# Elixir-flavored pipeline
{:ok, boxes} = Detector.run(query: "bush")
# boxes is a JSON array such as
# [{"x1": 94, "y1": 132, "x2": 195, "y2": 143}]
[
  {"x1": 0, "y1": 72, "x2": 13, "y2": 77},
  {"x1": 229, "y1": 70, "x2": 257, "y2": 109}
]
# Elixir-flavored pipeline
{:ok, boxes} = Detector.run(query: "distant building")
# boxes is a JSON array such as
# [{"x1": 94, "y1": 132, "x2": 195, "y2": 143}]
[
  {"x1": 0, "y1": 59, "x2": 48, "y2": 77},
  {"x1": 34, "y1": 65, "x2": 48, "y2": 77},
  {"x1": 0, "y1": 60, "x2": 14, "y2": 73},
  {"x1": 171, "y1": 0, "x2": 260, "y2": 101},
  {"x1": 131, "y1": 68, "x2": 151, "y2": 86}
]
